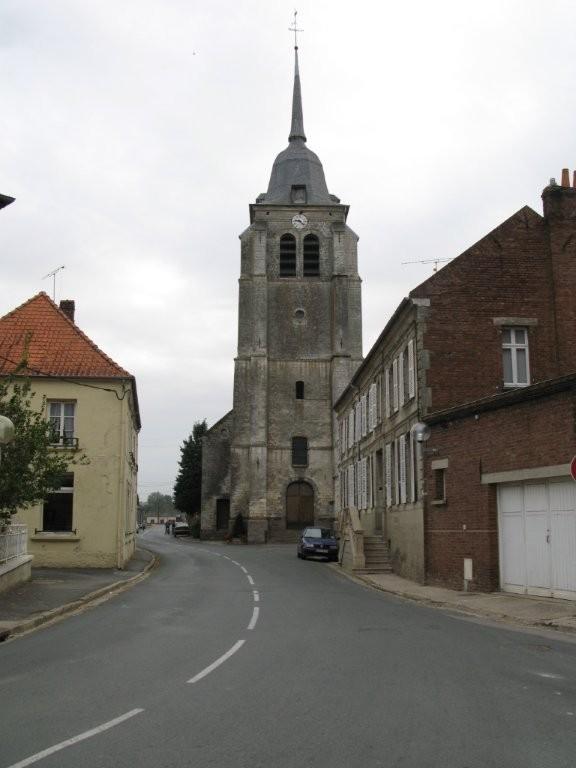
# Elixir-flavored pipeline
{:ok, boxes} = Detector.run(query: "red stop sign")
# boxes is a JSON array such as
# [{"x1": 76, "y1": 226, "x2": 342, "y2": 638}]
[{"x1": 571, "y1": 456, "x2": 576, "y2": 482}]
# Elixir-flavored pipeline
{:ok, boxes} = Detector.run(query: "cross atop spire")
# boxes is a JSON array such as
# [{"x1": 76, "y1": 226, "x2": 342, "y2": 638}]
[
  {"x1": 288, "y1": 11, "x2": 306, "y2": 143},
  {"x1": 288, "y1": 9, "x2": 303, "y2": 49}
]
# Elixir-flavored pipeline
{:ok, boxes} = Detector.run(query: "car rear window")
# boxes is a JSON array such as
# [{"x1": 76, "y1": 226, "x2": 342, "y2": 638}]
[{"x1": 303, "y1": 528, "x2": 334, "y2": 538}]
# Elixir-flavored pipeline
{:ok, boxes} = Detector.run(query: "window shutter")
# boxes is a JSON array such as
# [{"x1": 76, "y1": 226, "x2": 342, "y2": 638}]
[
  {"x1": 398, "y1": 350, "x2": 405, "y2": 407},
  {"x1": 368, "y1": 383, "x2": 377, "y2": 431},
  {"x1": 376, "y1": 375, "x2": 382, "y2": 424},
  {"x1": 410, "y1": 429, "x2": 416, "y2": 502},
  {"x1": 385, "y1": 368, "x2": 390, "y2": 418},
  {"x1": 399, "y1": 435, "x2": 407, "y2": 504},
  {"x1": 385, "y1": 443, "x2": 392, "y2": 508},
  {"x1": 348, "y1": 411, "x2": 354, "y2": 449},
  {"x1": 392, "y1": 358, "x2": 399, "y2": 412},
  {"x1": 408, "y1": 339, "x2": 415, "y2": 399},
  {"x1": 361, "y1": 395, "x2": 368, "y2": 437},
  {"x1": 348, "y1": 464, "x2": 354, "y2": 508},
  {"x1": 355, "y1": 402, "x2": 361, "y2": 442}
]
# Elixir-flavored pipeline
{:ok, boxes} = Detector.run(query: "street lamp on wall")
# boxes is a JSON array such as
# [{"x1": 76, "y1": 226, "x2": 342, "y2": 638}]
[
  {"x1": 411, "y1": 422, "x2": 431, "y2": 443},
  {"x1": 0, "y1": 415, "x2": 15, "y2": 464}
]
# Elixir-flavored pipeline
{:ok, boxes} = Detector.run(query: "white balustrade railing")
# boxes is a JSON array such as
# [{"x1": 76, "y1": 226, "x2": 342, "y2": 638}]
[{"x1": 0, "y1": 524, "x2": 28, "y2": 565}]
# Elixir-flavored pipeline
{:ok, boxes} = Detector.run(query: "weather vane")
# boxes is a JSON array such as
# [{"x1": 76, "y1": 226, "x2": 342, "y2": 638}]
[
  {"x1": 289, "y1": 10, "x2": 303, "y2": 49},
  {"x1": 42, "y1": 265, "x2": 65, "y2": 301}
]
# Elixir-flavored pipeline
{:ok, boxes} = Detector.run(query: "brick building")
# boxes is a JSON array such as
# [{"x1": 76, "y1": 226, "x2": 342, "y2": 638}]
[{"x1": 335, "y1": 171, "x2": 576, "y2": 598}]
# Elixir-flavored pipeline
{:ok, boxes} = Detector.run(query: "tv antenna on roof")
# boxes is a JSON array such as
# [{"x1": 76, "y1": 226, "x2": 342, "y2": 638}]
[
  {"x1": 42, "y1": 265, "x2": 65, "y2": 301},
  {"x1": 402, "y1": 257, "x2": 453, "y2": 273}
]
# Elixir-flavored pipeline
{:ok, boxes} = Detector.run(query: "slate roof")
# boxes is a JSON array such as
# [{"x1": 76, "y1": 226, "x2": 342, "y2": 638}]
[{"x1": 0, "y1": 292, "x2": 131, "y2": 379}]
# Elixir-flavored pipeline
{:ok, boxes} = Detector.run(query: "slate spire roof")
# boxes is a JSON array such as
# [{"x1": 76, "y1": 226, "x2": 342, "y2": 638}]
[
  {"x1": 288, "y1": 48, "x2": 306, "y2": 143},
  {"x1": 0, "y1": 292, "x2": 132, "y2": 379},
  {"x1": 259, "y1": 45, "x2": 338, "y2": 205}
]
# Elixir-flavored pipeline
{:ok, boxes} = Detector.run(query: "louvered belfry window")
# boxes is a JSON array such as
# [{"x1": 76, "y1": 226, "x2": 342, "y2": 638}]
[
  {"x1": 303, "y1": 234, "x2": 320, "y2": 276},
  {"x1": 280, "y1": 234, "x2": 297, "y2": 276}
]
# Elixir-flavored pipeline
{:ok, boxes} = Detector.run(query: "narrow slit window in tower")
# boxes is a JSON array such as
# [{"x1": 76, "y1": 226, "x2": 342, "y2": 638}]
[
  {"x1": 292, "y1": 436, "x2": 308, "y2": 466},
  {"x1": 295, "y1": 381, "x2": 304, "y2": 399}
]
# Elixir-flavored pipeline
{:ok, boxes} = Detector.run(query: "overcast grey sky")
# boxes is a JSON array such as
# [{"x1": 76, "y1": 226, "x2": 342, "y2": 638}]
[{"x1": 1, "y1": 1, "x2": 575, "y2": 500}]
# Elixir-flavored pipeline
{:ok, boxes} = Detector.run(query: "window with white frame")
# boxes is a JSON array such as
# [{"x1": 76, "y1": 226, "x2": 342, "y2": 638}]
[
  {"x1": 48, "y1": 401, "x2": 76, "y2": 446},
  {"x1": 43, "y1": 472, "x2": 74, "y2": 532},
  {"x1": 502, "y1": 327, "x2": 530, "y2": 386}
]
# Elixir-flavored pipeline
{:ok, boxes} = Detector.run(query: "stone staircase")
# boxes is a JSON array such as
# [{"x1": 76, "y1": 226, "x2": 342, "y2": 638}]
[{"x1": 362, "y1": 535, "x2": 393, "y2": 574}]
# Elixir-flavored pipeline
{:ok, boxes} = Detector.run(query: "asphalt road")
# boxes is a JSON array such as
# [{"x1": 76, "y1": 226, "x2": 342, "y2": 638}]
[{"x1": 1, "y1": 527, "x2": 576, "y2": 768}]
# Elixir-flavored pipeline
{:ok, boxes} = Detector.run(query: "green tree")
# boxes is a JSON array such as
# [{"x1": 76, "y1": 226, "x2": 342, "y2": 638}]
[
  {"x1": 173, "y1": 420, "x2": 208, "y2": 520},
  {"x1": 0, "y1": 377, "x2": 86, "y2": 526},
  {"x1": 142, "y1": 492, "x2": 174, "y2": 520}
]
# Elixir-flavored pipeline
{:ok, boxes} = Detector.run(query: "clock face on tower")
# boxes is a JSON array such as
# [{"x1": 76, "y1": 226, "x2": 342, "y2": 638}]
[{"x1": 292, "y1": 213, "x2": 308, "y2": 229}]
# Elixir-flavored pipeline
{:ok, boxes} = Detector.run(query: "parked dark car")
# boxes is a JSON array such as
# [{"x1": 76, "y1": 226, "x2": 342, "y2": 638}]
[
  {"x1": 173, "y1": 523, "x2": 191, "y2": 537},
  {"x1": 297, "y1": 527, "x2": 339, "y2": 561}
]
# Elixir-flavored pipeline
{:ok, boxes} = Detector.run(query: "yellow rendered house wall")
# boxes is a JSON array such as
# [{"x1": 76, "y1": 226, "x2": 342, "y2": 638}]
[{"x1": 13, "y1": 379, "x2": 139, "y2": 568}]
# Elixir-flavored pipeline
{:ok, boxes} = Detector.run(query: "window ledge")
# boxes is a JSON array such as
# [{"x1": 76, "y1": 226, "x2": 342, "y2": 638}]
[
  {"x1": 503, "y1": 383, "x2": 530, "y2": 389},
  {"x1": 431, "y1": 500, "x2": 447, "y2": 506},
  {"x1": 31, "y1": 533, "x2": 81, "y2": 542}
]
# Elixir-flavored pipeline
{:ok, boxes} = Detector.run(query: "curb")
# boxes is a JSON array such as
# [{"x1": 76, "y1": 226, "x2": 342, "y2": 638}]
[
  {"x1": 329, "y1": 564, "x2": 576, "y2": 637},
  {"x1": 0, "y1": 548, "x2": 159, "y2": 642}
]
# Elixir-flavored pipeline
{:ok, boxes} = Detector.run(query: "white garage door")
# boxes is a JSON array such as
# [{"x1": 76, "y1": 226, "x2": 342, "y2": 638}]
[{"x1": 498, "y1": 479, "x2": 576, "y2": 600}]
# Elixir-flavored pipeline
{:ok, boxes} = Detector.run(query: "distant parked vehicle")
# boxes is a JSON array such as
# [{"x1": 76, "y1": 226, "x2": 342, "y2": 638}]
[
  {"x1": 173, "y1": 522, "x2": 191, "y2": 537},
  {"x1": 297, "y1": 527, "x2": 339, "y2": 561}
]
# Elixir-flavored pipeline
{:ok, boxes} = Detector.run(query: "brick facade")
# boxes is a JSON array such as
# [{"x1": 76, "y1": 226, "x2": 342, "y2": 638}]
[{"x1": 335, "y1": 172, "x2": 576, "y2": 592}]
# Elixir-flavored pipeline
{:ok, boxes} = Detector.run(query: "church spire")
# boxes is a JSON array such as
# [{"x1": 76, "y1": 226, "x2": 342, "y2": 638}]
[{"x1": 288, "y1": 11, "x2": 306, "y2": 143}]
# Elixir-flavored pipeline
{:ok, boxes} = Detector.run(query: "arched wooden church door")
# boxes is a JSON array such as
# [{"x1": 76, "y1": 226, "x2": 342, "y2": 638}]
[{"x1": 286, "y1": 481, "x2": 314, "y2": 529}]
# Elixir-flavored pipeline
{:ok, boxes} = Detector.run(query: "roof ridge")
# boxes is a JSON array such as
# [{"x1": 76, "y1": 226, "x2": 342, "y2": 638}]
[
  {"x1": 0, "y1": 293, "x2": 132, "y2": 379},
  {"x1": 45, "y1": 293, "x2": 131, "y2": 378}
]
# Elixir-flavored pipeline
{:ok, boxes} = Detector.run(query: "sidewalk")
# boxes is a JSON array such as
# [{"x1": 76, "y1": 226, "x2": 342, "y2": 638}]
[
  {"x1": 0, "y1": 547, "x2": 156, "y2": 641},
  {"x1": 338, "y1": 568, "x2": 576, "y2": 635}
]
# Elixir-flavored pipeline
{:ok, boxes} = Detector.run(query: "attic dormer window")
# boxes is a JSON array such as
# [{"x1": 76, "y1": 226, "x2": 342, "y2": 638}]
[
  {"x1": 291, "y1": 185, "x2": 307, "y2": 204},
  {"x1": 280, "y1": 234, "x2": 297, "y2": 276}
]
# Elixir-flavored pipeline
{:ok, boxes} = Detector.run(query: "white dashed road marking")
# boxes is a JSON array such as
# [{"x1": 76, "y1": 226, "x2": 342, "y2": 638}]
[
  {"x1": 253, "y1": 590, "x2": 260, "y2": 602},
  {"x1": 247, "y1": 606, "x2": 260, "y2": 631},
  {"x1": 4, "y1": 709, "x2": 145, "y2": 768},
  {"x1": 187, "y1": 640, "x2": 246, "y2": 684}
]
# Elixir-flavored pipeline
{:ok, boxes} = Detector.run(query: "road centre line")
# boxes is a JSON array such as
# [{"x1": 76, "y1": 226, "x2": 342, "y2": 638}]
[
  {"x1": 240, "y1": 565, "x2": 248, "y2": 573},
  {"x1": 187, "y1": 639, "x2": 246, "y2": 684},
  {"x1": 247, "y1": 574, "x2": 255, "y2": 585},
  {"x1": 4, "y1": 709, "x2": 144, "y2": 768},
  {"x1": 253, "y1": 590, "x2": 260, "y2": 602},
  {"x1": 247, "y1": 606, "x2": 260, "y2": 631}
]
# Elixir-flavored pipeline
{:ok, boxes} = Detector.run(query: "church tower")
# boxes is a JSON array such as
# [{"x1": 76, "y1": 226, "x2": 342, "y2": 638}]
[
  {"x1": 229, "y1": 42, "x2": 363, "y2": 542},
  {"x1": 200, "y1": 36, "x2": 362, "y2": 542}
]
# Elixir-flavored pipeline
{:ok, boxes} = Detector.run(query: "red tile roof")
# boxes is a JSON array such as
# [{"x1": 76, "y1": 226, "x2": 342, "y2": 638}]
[{"x1": 0, "y1": 292, "x2": 132, "y2": 379}]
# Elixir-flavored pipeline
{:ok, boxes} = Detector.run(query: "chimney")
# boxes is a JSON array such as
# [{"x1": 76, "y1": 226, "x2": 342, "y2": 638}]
[
  {"x1": 59, "y1": 299, "x2": 75, "y2": 323},
  {"x1": 561, "y1": 168, "x2": 570, "y2": 187}
]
